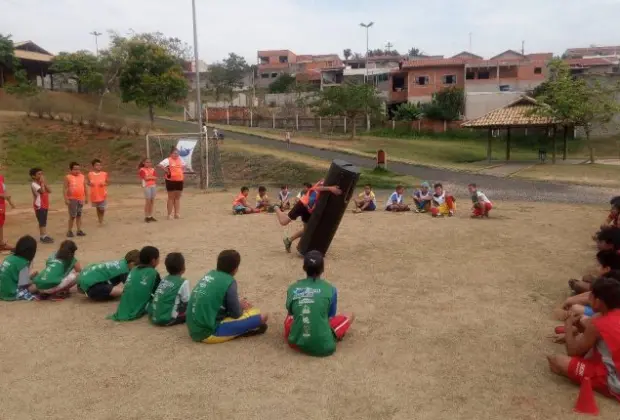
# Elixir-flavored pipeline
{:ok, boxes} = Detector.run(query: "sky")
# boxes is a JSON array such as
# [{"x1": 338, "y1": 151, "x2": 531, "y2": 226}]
[{"x1": 1, "y1": 0, "x2": 620, "y2": 63}]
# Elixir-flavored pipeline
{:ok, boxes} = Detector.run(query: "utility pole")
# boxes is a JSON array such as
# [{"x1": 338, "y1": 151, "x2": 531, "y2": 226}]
[
  {"x1": 469, "y1": 32, "x2": 472, "y2": 52},
  {"x1": 359, "y1": 22, "x2": 374, "y2": 83},
  {"x1": 191, "y1": 0, "x2": 205, "y2": 189},
  {"x1": 521, "y1": 40, "x2": 525, "y2": 55},
  {"x1": 385, "y1": 41, "x2": 393, "y2": 54},
  {"x1": 90, "y1": 31, "x2": 102, "y2": 57}
]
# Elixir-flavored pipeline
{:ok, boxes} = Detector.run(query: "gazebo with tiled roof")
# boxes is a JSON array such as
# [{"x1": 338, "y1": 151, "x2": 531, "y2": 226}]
[{"x1": 462, "y1": 96, "x2": 565, "y2": 163}]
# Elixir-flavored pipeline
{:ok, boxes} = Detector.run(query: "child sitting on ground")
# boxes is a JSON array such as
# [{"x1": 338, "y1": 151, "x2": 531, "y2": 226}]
[
  {"x1": 187, "y1": 249, "x2": 269, "y2": 343},
  {"x1": 353, "y1": 184, "x2": 376, "y2": 213},
  {"x1": 468, "y1": 183, "x2": 492, "y2": 218},
  {"x1": 232, "y1": 187, "x2": 260, "y2": 215},
  {"x1": 256, "y1": 186, "x2": 272, "y2": 212},
  {"x1": 431, "y1": 183, "x2": 456, "y2": 217},
  {"x1": 31, "y1": 240, "x2": 81, "y2": 299},
  {"x1": 595, "y1": 197, "x2": 620, "y2": 238},
  {"x1": 109, "y1": 246, "x2": 161, "y2": 321},
  {"x1": 149, "y1": 252, "x2": 190, "y2": 326},
  {"x1": 548, "y1": 276, "x2": 620, "y2": 401},
  {"x1": 284, "y1": 250, "x2": 355, "y2": 357},
  {"x1": 412, "y1": 182, "x2": 432, "y2": 213},
  {"x1": 294, "y1": 183, "x2": 312, "y2": 205},
  {"x1": 77, "y1": 249, "x2": 140, "y2": 301},
  {"x1": 0, "y1": 235, "x2": 38, "y2": 301},
  {"x1": 385, "y1": 185, "x2": 410, "y2": 212},
  {"x1": 277, "y1": 185, "x2": 291, "y2": 210},
  {"x1": 569, "y1": 249, "x2": 620, "y2": 294}
]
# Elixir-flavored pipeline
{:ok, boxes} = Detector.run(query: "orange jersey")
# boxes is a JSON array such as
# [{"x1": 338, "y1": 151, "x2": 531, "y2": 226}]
[
  {"x1": 66, "y1": 173, "x2": 86, "y2": 201},
  {"x1": 88, "y1": 171, "x2": 108, "y2": 202},
  {"x1": 233, "y1": 193, "x2": 247, "y2": 206},
  {"x1": 166, "y1": 157, "x2": 184, "y2": 181},
  {"x1": 299, "y1": 180, "x2": 324, "y2": 210},
  {"x1": 139, "y1": 168, "x2": 156, "y2": 187}
]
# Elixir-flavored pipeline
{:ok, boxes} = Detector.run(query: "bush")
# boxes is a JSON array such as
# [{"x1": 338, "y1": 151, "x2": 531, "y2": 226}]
[{"x1": 393, "y1": 102, "x2": 422, "y2": 121}]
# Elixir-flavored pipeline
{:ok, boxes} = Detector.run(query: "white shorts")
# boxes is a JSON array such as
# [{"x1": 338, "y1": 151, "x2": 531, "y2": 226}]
[{"x1": 144, "y1": 186, "x2": 156, "y2": 200}]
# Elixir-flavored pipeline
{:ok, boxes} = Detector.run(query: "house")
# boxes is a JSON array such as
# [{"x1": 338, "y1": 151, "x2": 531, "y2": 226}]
[
  {"x1": 562, "y1": 45, "x2": 620, "y2": 74},
  {"x1": 0, "y1": 40, "x2": 55, "y2": 89},
  {"x1": 256, "y1": 49, "x2": 343, "y2": 89},
  {"x1": 564, "y1": 45, "x2": 620, "y2": 59}
]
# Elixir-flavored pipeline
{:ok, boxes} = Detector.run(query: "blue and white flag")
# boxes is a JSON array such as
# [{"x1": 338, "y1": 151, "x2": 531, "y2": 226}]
[{"x1": 176, "y1": 139, "x2": 198, "y2": 173}]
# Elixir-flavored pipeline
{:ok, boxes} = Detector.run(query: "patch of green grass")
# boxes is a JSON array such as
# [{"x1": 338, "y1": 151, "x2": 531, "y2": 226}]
[{"x1": 360, "y1": 167, "x2": 417, "y2": 190}]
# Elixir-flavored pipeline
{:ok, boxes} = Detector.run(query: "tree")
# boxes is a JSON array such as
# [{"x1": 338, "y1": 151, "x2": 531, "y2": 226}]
[
  {"x1": 5, "y1": 69, "x2": 39, "y2": 98},
  {"x1": 0, "y1": 33, "x2": 17, "y2": 87},
  {"x1": 223, "y1": 52, "x2": 249, "y2": 98},
  {"x1": 129, "y1": 31, "x2": 191, "y2": 63},
  {"x1": 343, "y1": 49, "x2": 352, "y2": 60},
  {"x1": 120, "y1": 41, "x2": 188, "y2": 125},
  {"x1": 94, "y1": 32, "x2": 131, "y2": 113},
  {"x1": 531, "y1": 59, "x2": 620, "y2": 163},
  {"x1": 408, "y1": 48, "x2": 421, "y2": 57},
  {"x1": 268, "y1": 73, "x2": 295, "y2": 93},
  {"x1": 312, "y1": 82, "x2": 382, "y2": 138},
  {"x1": 51, "y1": 50, "x2": 103, "y2": 94},
  {"x1": 393, "y1": 102, "x2": 421, "y2": 121},
  {"x1": 421, "y1": 86, "x2": 464, "y2": 121},
  {"x1": 207, "y1": 62, "x2": 230, "y2": 100}
]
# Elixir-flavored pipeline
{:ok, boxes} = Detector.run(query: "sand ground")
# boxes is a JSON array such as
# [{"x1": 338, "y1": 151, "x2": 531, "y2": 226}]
[{"x1": 0, "y1": 185, "x2": 615, "y2": 420}]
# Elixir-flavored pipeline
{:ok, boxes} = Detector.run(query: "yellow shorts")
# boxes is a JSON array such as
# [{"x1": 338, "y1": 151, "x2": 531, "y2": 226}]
[{"x1": 202, "y1": 308, "x2": 263, "y2": 344}]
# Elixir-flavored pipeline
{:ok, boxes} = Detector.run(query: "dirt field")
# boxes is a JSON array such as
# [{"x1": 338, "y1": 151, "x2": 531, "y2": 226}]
[{"x1": 0, "y1": 186, "x2": 616, "y2": 420}]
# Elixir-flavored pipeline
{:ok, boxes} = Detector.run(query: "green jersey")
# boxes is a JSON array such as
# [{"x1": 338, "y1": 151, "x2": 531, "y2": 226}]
[
  {"x1": 109, "y1": 266, "x2": 160, "y2": 321},
  {"x1": 0, "y1": 255, "x2": 31, "y2": 301},
  {"x1": 77, "y1": 259, "x2": 129, "y2": 292},
  {"x1": 286, "y1": 278, "x2": 337, "y2": 357},
  {"x1": 149, "y1": 275, "x2": 190, "y2": 325},
  {"x1": 34, "y1": 253, "x2": 77, "y2": 291},
  {"x1": 186, "y1": 270, "x2": 234, "y2": 342}
]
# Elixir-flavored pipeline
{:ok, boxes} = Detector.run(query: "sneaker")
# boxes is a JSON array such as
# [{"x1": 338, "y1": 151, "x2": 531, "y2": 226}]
[
  {"x1": 77, "y1": 230, "x2": 86, "y2": 237},
  {"x1": 145, "y1": 217, "x2": 151, "y2": 223},
  {"x1": 239, "y1": 324, "x2": 268, "y2": 338},
  {"x1": 149, "y1": 217, "x2": 158, "y2": 222},
  {"x1": 283, "y1": 237, "x2": 292, "y2": 253},
  {"x1": 66, "y1": 231, "x2": 74, "y2": 238},
  {"x1": 40, "y1": 236, "x2": 54, "y2": 244},
  {"x1": 414, "y1": 208, "x2": 420, "y2": 213}
]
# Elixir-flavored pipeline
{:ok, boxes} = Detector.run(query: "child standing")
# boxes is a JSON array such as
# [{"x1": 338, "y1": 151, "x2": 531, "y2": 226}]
[
  {"x1": 31, "y1": 240, "x2": 81, "y2": 298},
  {"x1": 232, "y1": 187, "x2": 260, "y2": 215},
  {"x1": 88, "y1": 159, "x2": 109, "y2": 225},
  {"x1": 412, "y1": 182, "x2": 432, "y2": 213},
  {"x1": 149, "y1": 252, "x2": 190, "y2": 326},
  {"x1": 353, "y1": 184, "x2": 376, "y2": 213},
  {"x1": 0, "y1": 235, "x2": 38, "y2": 301},
  {"x1": 77, "y1": 249, "x2": 140, "y2": 301},
  {"x1": 284, "y1": 250, "x2": 354, "y2": 356},
  {"x1": 385, "y1": 185, "x2": 410, "y2": 212},
  {"x1": 277, "y1": 185, "x2": 291, "y2": 210},
  {"x1": 186, "y1": 250, "x2": 269, "y2": 343},
  {"x1": 431, "y1": 183, "x2": 456, "y2": 217},
  {"x1": 108, "y1": 246, "x2": 161, "y2": 321},
  {"x1": 64, "y1": 162, "x2": 88, "y2": 238},
  {"x1": 0, "y1": 170, "x2": 16, "y2": 251},
  {"x1": 256, "y1": 186, "x2": 271, "y2": 211},
  {"x1": 30, "y1": 167, "x2": 53, "y2": 244},
  {"x1": 468, "y1": 183, "x2": 492, "y2": 218},
  {"x1": 138, "y1": 158, "x2": 157, "y2": 223}
]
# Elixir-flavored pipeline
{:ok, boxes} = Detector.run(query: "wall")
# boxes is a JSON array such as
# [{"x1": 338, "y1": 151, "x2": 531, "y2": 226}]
[
  {"x1": 464, "y1": 92, "x2": 522, "y2": 120},
  {"x1": 407, "y1": 65, "x2": 465, "y2": 101},
  {"x1": 264, "y1": 92, "x2": 316, "y2": 107}
]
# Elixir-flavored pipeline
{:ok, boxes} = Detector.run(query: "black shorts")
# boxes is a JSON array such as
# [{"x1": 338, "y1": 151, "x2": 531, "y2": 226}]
[
  {"x1": 288, "y1": 201, "x2": 311, "y2": 224},
  {"x1": 85, "y1": 282, "x2": 115, "y2": 301},
  {"x1": 165, "y1": 180, "x2": 184, "y2": 192},
  {"x1": 35, "y1": 208, "x2": 48, "y2": 228}
]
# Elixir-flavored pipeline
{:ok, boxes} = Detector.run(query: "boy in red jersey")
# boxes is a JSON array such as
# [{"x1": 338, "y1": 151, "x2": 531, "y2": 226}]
[
  {"x1": 548, "y1": 275, "x2": 620, "y2": 400},
  {"x1": 0, "y1": 169, "x2": 16, "y2": 251},
  {"x1": 30, "y1": 168, "x2": 54, "y2": 244}
]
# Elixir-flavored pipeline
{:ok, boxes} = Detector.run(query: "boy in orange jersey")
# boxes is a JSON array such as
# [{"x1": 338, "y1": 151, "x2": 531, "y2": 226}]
[
  {"x1": 88, "y1": 159, "x2": 109, "y2": 225},
  {"x1": 63, "y1": 162, "x2": 89, "y2": 238},
  {"x1": 232, "y1": 186, "x2": 260, "y2": 215}
]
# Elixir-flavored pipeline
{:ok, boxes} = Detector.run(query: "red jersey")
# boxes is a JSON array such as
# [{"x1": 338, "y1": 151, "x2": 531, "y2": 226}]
[
  {"x1": 31, "y1": 181, "x2": 50, "y2": 210},
  {"x1": 0, "y1": 175, "x2": 5, "y2": 212},
  {"x1": 591, "y1": 310, "x2": 620, "y2": 395}
]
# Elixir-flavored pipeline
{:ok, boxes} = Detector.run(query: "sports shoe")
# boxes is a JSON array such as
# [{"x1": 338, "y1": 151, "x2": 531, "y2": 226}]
[
  {"x1": 77, "y1": 230, "x2": 86, "y2": 237},
  {"x1": 149, "y1": 217, "x2": 158, "y2": 222},
  {"x1": 283, "y1": 237, "x2": 292, "y2": 253},
  {"x1": 40, "y1": 236, "x2": 54, "y2": 244},
  {"x1": 66, "y1": 231, "x2": 74, "y2": 238},
  {"x1": 145, "y1": 217, "x2": 151, "y2": 223}
]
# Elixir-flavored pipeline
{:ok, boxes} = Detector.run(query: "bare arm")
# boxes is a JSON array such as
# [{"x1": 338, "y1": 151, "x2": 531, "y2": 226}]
[
  {"x1": 63, "y1": 178, "x2": 70, "y2": 204},
  {"x1": 316, "y1": 185, "x2": 342, "y2": 195},
  {"x1": 73, "y1": 261, "x2": 83, "y2": 273},
  {"x1": 563, "y1": 292, "x2": 591, "y2": 309},
  {"x1": 41, "y1": 177, "x2": 51, "y2": 193},
  {"x1": 83, "y1": 178, "x2": 89, "y2": 204},
  {"x1": 565, "y1": 314, "x2": 599, "y2": 356}
]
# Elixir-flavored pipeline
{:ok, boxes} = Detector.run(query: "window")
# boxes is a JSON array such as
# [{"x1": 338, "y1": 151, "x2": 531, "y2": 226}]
[
  {"x1": 376, "y1": 73, "x2": 389, "y2": 83},
  {"x1": 478, "y1": 71, "x2": 490, "y2": 79},
  {"x1": 466, "y1": 71, "x2": 475, "y2": 80},
  {"x1": 326, "y1": 61, "x2": 334, "y2": 67},
  {"x1": 442, "y1": 74, "x2": 457, "y2": 84},
  {"x1": 415, "y1": 76, "x2": 429, "y2": 86},
  {"x1": 278, "y1": 56, "x2": 288, "y2": 64},
  {"x1": 534, "y1": 67, "x2": 542, "y2": 74},
  {"x1": 260, "y1": 56, "x2": 269, "y2": 65},
  {"x1": 260, "y1": 73, "x2": 270, "y2": 79},
  {"x1": 271, "y1": 73, "x2": 279, "y2": 78}
]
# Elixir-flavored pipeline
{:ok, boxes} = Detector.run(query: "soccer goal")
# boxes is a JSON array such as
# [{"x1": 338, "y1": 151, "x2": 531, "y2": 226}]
[{"x1": 145, "y1": 133, "x2": 224, "y2": 189}]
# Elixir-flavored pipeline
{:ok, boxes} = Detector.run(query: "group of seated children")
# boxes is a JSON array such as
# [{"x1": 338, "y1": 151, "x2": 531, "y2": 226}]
[
  {"x1": 232, "y1": 184, "x2": 306, "y2": 215},
  {"x1": 547, "y1": 203, "x2": 620, "y2": 402},
  {"x1": 0, "y1": 236, "x2": 354, "y2": 356}
]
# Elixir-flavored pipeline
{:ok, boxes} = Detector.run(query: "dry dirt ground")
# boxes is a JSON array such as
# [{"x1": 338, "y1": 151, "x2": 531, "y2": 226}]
[{"x1": 0, "y1": 186, "x2": 616, "y2": 420}]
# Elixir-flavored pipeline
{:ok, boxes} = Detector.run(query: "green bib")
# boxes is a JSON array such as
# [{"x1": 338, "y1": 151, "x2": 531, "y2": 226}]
[
  {"x1": 0, "y1": 255, "x2": 30, "y2": 301},
  {"x1": 186, "y1": 270, "x2": 233, "y2": 342},
  {"x1": 149, "y1": 275, "x2": 185, "y2": 325},
  {"x1": 77, "y1": 259, "x2": 129, "y2": 292},
  {"x1": 34, "y1": 253, "x2": 77, "y2": 291},
  {"x1": 109, "y1": 266, "x2": 160, "y2": 321},
  {"x1": 286, "y1": 278, "x2": 337, "y2": 357}
]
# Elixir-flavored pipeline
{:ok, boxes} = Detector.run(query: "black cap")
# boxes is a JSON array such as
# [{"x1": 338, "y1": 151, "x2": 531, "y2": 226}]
[{"x1": 303, "y1": 250, "x2": 324, "y2": 274}]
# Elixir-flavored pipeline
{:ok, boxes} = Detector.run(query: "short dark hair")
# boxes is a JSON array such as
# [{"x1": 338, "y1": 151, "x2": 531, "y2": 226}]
[
  {"x1": 56, "y1": 240, "x2": 77, "y2": 262},
  {"x1": 281, "y1": 185, "x2": 288, "y2": 189},
  {"x1": 91, "y1": 158, "x2": 101, "y2": 166},
  {"x1": 258, "y1": 186, "x2": 267, "y2": 193},
  {"x1": 395, "y1": 184, "x2": 404, "y2": 190},
  {"x1": 170, "y1": 146, "x2": 179, "y2": 154},
  {"x1": 241, "y1": 186, "x2": 249, "y2": 193},
  {"x1": 124, "y1": 249, "x2": 140, "y2": 265},
  {"x1": 69, "y1": 162, "x2": 80, "y2": 170},
  {"x1": 468, "y1": 183, "x2": 477, "y2": 188},
  {"x1": 14, "y1": 235, "x2": 37, "y2": 262},
  {"x1": 597, "y1": 228, "x2": 620, "y2": 250},
  {"x1": 29, "y1": 167, "x2": 42, "y2": 178},
  {"x1": 165, "y1": 252, "x2": 185, "y2": 275},
  {"x1": 597, "y1": 250, "x2": 620, "y2": 270},
  {"x1": 434, "y1": 183, "x2": 443, "y2": 189},
  {"x1": 303, "y1": 182, "x2": 312, "y2": 188},
  {"x1": 303, "y1": 250, "x2": 324, "y2": 278},
  {"x1": 606, "y1": 270, "x2": 620, "y2": 281},
  {"x1": 365, "y1": 183, "x2": 372, "y2": 188},
  {"x1": 139, "y1": 246, "x2": 160, "y2": 265},
  {"x1": 611, "y1": 196, "x2": 620, "y2": 207},
  {"x1": 217, "y1": 250, "x2": 241, "y2": 274},
  {"x1": 592, "y1": 276, "x2": 620, "y2": 310}
]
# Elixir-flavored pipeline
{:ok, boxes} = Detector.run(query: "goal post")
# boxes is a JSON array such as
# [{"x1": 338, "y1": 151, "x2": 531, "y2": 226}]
[{"x1": 145, "y1": 132, "x2": 223, "y2": 189}]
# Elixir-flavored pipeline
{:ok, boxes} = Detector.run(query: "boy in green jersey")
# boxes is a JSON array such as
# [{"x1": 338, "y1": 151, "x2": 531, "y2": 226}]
[
  {"x1": 0, "y1": 235, "x2": 39, "y2": 301},
  {"x1": 77, "y1": 249, "x2": 140, "y2": 301},
  {"x1": 284, "y1": 250, "x2": 355, "y2": 356},
  {"x1": 150, "y1": 252, "x2": 190, "y2": 326},
  {"x1": 31, "y1": 240, "x2": 82, "y2": 299},
  {"x1": 109, "y1": 246, "x2": 161, "y2": 321},
  {"x1": 186, "y1": 249, "x2": 269, "y2": 343}
]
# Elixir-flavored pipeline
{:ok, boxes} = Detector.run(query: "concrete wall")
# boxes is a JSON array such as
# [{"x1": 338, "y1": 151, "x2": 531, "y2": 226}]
[
  {"x1": 464, "y1": 92, "x2": 522, "y2": 120},
  {"x1": 264, "y1": 92, "x2": 316, "y2": 107}
]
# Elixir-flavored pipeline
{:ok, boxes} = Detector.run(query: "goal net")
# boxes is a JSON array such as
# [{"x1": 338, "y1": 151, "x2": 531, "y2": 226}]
[{"x1": 145, "y1": 133, "x2": 224, "y2": 189}]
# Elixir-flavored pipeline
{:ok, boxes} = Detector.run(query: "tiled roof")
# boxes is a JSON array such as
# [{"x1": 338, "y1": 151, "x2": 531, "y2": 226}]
[
  {"x1": 451, "y1": 51, "x2": 483, "y2": 59},
  {"x1": 462, "y1": 96, "x2": 555, "y2": 128},
  {"x1": 564, "y1": 57, "x2": 615, "y2": 67},
  {"x1": 565, "y1": 46, "x2": 620, "y2": 55},
  {"x1": 402, "y1": 58, "x2": 467, "y2": 68},
  {"x1": 14, "y1": 50, "x2": 54, "y2": 62}
]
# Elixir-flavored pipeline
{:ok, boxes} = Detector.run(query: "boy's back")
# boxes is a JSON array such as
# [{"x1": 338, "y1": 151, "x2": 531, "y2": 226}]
[
  {"x1": 109, "y1": 266, "x2": 160, "y2": 321},
  {"x1": 150, "y1": 275, "x2": 190, "y2": 325},
  {"x1": 187, "y1": 270, "x2": 234, "y2": 341},
  {"x1": 286, "y1": 277, "x2": 337, "y2": 357},
  {"x1": 78, "y1": 259, "x2": 127, "y2": 291}
]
